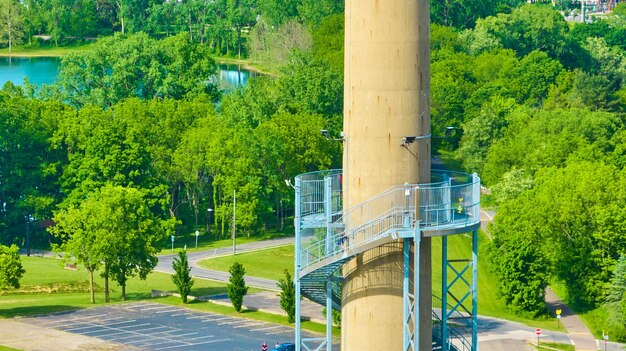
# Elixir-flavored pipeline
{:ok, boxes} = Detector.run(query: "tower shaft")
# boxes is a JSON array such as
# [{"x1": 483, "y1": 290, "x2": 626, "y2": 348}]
[{"x1": 342, "y1": 0, "x2": 431, "y2": 350}]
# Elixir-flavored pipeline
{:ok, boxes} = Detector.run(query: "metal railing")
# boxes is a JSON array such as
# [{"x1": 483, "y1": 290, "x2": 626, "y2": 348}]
[{"x1": 297, "y1": 170, "x2": 480, "y2": 272}]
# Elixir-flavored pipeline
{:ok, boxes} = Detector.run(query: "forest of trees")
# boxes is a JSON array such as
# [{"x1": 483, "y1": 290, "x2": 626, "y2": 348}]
[{"x1": 1, "y1": 0, "x2": 626, "y2": 340}]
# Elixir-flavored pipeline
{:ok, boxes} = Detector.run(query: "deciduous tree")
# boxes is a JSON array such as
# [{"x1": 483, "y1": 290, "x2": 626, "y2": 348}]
[{"x1": 0, "y1": 0, "x2": 23, "y2": 52}]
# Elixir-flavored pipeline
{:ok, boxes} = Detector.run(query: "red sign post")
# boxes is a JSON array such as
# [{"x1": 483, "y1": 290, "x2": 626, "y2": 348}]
[{"x1": 535, "y1": 328, "x2": 542, "y2": 346}]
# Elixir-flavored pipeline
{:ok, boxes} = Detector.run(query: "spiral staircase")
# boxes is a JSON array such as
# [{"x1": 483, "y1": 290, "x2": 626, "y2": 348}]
[{"x1": 293, "y1": 169, "x2": 481, "y2": 351}]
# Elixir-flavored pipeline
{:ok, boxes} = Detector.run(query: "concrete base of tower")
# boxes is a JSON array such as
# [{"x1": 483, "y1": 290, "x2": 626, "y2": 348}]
[{"x1": 340, "y1": 242, "x2": 421, "y2": 350}]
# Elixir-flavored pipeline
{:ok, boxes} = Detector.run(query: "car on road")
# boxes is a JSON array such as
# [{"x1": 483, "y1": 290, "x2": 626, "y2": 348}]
[{"x1": 271, "y1": 343, "x2": 295, "y2": 351}]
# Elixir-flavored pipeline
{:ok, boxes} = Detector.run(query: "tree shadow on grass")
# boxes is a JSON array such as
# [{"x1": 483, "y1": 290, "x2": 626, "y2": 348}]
[
  {"x1": 0, "y1": 305, "x2": 84, "y2": 318},
  {"x1": 192, "y1": 286, "x2": 228, "y2": 297}
]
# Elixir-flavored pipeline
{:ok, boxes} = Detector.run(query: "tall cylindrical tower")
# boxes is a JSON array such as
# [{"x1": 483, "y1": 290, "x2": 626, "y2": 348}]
[{"x1": 342, "y1": 0, "x2": 431, "y2": 350}]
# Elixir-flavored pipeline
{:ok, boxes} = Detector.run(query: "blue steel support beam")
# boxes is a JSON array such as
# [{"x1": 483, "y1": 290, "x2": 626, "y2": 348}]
[
  {"x1": 472, "y1": 230, "x2": 479, "y2": 351},
  {"x1": 442, "y1": 235, "x2": 448, "y2": 351},
  {"x1": 325, "y1": 176, "x2": 334, "y2": 351},
  {"x1": 403, "y1": 238, "x2": 410, "y2": 351},
  {"x1": 415, "y1": 227, "x2": 421, "y2": 351},
  {"x1": 326, "y1": 281, "x2": 333, "y2": 351},
  {"x1": 295, "y1": 177, "x2": 302, "y2": 351}
]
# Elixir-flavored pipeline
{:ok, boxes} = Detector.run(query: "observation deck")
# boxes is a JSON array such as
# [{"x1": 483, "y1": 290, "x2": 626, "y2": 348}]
[{"x1": 294, "y1": 169, "x2": 481, "y2": 351}]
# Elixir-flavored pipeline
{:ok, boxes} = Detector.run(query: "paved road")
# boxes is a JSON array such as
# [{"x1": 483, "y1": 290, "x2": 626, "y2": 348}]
[{"x1": 156, "y1": 237, "x2": 294, "y2": 291}]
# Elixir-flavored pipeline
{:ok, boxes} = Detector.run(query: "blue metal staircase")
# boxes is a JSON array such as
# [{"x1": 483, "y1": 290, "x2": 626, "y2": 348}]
[{"x1": 294, "y1": 170, "x2": 481, "y2": 351}]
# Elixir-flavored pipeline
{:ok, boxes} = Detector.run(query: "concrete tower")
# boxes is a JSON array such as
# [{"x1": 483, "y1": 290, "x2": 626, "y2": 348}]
[{"x1": 342, "y1": 0, "x2": 431, "y2": 350}]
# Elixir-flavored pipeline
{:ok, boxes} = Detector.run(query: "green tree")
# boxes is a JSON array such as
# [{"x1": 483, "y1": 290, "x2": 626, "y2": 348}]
[
  {"x1": 0, "y1": 90, "x2": 64, "y2": 247},
  {"x1": 276, "y1": 269, "x2": 296, "y2": 323},
  {"x1": 172, "y1": 250, "x2": 195, "y2": 303},
  {"x1": 0, "y1": 244, "x2": 25, "y2": 289},
  {"x1": 50, "y1": 200, "x2": 105, "y2": 303},
  {"x1": 431, "y1": 0, "x2": 523, "y2": 29},
  {"x1": 488, "y1": 191, "x2": 549, "y2": 317},
  {"x1": 227, "y1": 262, "x2": 248, "y2": 312},
  {"x1": 257, "y1": 0, "x2": 297, "y2": 27},
  {"x1": 99, "y1": 185, "x2": 169, "y2": 301},
  {"x1": 296, "y1": 0, "x2": 342, "y2": 28},
  {"x1": 54, "y1": 32, "x2": 218, "y2": 108},
  {"x1": 51, "y1": 185, "x2": 171, "y2": 302},
  {"x1": 0, "y1": 0, "x2": 24, "y2": 52},
  {"x1": 457, "y1": 96, "x2": 519, "y2": 173},
  {"x1": 226, "y1": 0, "x2": 257, "y2": 58}
]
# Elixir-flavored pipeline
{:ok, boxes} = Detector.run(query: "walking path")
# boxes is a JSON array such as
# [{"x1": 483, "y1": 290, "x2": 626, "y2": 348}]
[{"x1": 545, "y1": 288, "x2": 605, "y2": 351}]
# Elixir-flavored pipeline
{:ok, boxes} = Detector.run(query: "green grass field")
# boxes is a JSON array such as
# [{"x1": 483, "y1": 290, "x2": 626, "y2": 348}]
[
  {"x1": 0, "y1": 43, "x2": 94, "y2": 57},
  {"x1": 532, "y1": 341, "x2": 575, "y2": 351},
  {"x1": 197, "y1": 244, "x2": 294, "y2": 279},
  {"x1": 0, "y1": 256, "x2": 231, "y2": 318}
]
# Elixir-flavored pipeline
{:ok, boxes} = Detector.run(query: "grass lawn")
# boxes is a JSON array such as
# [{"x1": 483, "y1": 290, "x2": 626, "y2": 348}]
[
  {"x1": 199, "y1": 232, "x2": 567, "y2": 332},
  {"x1": 532, "y1": 341, "x2": 575, "y2": 351},
  {"x1": 197, "y1": 244, "x2": 294, "y2": 280},
  {"x1": 0, "y1": 346, "x2": 21, "y2": 351},
  {"x1": 0, "y1": 43, "x2": 94, "y2": 57},
  {"x1": 0, "y1": 256, "x2": 231, "y2": 318}
]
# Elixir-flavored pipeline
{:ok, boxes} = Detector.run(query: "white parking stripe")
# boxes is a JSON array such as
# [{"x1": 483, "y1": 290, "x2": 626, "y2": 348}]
[
  {"x1": 185, "y1": 315, "x2": 206, "y2": 320},
  {"x1": 156, "y1": 308, "x2": 186, "y2": 314},
  {"x1": 154, "y1": 338, "x2": 230, "y2": 350},
  {"x1": 217, "y1": 319, "x2": 243, "y2": 325},
  {"x1": 233, "y1": 321, "x2": 266, "y2": 328},
  {"x1": 251, "y1": 325, "x2": 286, "y2": 332}
]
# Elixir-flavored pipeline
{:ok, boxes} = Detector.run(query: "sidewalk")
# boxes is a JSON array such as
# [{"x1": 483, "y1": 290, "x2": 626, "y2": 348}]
[{"x1": 544, "y1": 288, "x2": 622, "y2": 351}]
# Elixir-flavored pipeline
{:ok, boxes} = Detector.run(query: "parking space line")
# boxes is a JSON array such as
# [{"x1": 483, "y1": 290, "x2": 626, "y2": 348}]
[
  {"x1": 251, "y1": 325, "x2": 286, "y2": 332},
  {"x1": 64, "y1": 324, "x2": 111, "y2": 332},
  {"x1": 127, "y1": 326, "x2": 173, "y2": 334},
  {"x1": 185, "y1": 315, "x2": 206, "y2": 320},
  {"x1": 136, "y1": 305, "x2": 175, "y2": 311},
  {"x1": 154, "y1": 338, "x2": 230, "y2": 350},
  {"x1": 202, "y1": 316, "x2": 235, "y2": 322},
  {"x1": 162, "y1": 332, "x2": 199, "y2": 338},
  {"x1": 233, "y1": 321, "x2": 267, "y2": 328},
  {"x1": 79, "y1": 323, "x2": 151, "y2": 335},
  {"x1": 218, "y1": 319, "x2": 247, "y2": 325},
  {"x1": 156, "y1": 308, "x2": 185, "y2": 314}
]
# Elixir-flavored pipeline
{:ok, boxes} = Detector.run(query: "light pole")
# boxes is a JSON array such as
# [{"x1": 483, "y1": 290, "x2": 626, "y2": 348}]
[
  {"x1": 207, "y1": 208, "x2": 213, "y2": 238},
  {"x1": 171, "y1": 235, "x2": 175, "y2": 253},
  {"x1": 232, "y1": 190, "x2": 236, "y2": 255},
  {"x1": 195, "y1": 230, "x2": 200, "y2": 248},
  {"x1": 25, "y1": 216, "x2": 30, "y2": 257}
]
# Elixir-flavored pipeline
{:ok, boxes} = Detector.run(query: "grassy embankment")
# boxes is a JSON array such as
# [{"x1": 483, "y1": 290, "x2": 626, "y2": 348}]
[
  {"x1": 532, "y1": 341, "x2": 575, "y2": 351},
  {"x1": 0, "y1": 43, "x2": 94, "y2": 57},
  {"x1": 199, "y1": 233, "x2": 566, "y2": 332}
]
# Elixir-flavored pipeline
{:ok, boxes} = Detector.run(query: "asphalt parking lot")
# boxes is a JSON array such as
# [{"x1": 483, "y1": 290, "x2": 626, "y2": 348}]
[{"x1": 24, "y1": 302, "x2": 309, "y2": 351}]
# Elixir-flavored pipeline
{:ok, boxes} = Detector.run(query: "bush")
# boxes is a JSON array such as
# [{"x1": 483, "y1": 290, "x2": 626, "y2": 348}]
[
  {"x1": 227, "y1": 262, "x2": 248, "y2": 312},
  {"x1": 0, "y1": 244, "x2": 25, "y2": 289},
  {"x1": 321, "y1": 307, "x2": 341, "y2": 327}
]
